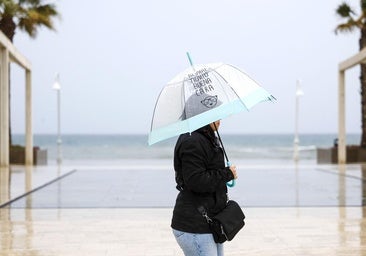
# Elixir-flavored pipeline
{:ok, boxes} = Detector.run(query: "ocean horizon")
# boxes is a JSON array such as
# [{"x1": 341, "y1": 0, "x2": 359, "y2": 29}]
[{"x1": 11, "y1": 133, "x2": 361, "y2": 165}]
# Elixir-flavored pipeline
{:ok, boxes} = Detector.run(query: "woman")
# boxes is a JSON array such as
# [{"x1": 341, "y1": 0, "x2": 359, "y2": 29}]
[{"x1": 171, "y1": 120, "x2": 237, "y2": 256}]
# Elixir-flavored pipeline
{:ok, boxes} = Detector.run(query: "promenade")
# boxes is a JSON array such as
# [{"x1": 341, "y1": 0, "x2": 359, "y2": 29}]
[{"x1": 1, "y1": 163, "x2": 366, "y2": 255}]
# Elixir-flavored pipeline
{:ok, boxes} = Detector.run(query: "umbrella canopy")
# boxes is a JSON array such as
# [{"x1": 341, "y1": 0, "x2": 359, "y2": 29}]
[{"x1": 148, "y1": 62, "x2": 275, "y2": 145}]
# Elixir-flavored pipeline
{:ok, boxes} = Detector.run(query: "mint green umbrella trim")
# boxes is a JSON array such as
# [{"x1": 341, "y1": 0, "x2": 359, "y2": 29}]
[
  {"x1": 148, "y1": 87, "x2": 273, "y2": 145},
  {"x1": 241, "y1": 87, "x2": 273, "y2": 109},
  {"x1": 148, "y1": 100, "x2": 244, "y2": 145}
]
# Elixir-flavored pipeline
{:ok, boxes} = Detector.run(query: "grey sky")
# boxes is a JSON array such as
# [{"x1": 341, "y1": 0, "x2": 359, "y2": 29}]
[{"x1": 10, "y1": 0, "x2": 360, "y2": 135}]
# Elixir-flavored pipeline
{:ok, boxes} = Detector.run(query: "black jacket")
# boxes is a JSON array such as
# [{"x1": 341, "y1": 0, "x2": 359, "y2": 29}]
[{"x1": 171, "y1": 125, "x2": 234, "y2": 233}]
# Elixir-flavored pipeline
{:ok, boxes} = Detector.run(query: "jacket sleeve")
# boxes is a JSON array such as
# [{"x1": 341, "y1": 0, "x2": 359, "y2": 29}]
[{"x1": 179, "y1": 136, "x2": 234, "y2": 193}]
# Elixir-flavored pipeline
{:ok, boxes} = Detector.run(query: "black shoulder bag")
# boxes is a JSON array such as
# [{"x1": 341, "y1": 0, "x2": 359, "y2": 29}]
[{"x1": 195, "y1": 198, "x2": 245, "y2": 244}]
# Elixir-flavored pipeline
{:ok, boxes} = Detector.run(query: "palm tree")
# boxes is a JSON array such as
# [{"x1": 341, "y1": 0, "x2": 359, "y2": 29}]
[
  {"x1": 335, "y1": 1, "x2": 366, "y2": 147},
  {"x1": 0, "y1": 0, "x2": 58, "y2": 148}
]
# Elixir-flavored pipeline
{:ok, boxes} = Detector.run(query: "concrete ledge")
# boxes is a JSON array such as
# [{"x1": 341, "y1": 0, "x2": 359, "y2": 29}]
[
  {"x1": 317, "y1": 145, "x2": 366, "y2": 164},
  {"x1": 10, "y1": 145, "x2": 47, "y2": 165}
]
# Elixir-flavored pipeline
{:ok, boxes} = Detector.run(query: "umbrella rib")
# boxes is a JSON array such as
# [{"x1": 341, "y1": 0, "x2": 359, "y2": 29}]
[
  {"x1": 182, "y1": 77, "x2": 188, "y2": 132},
  {"x1": 149, "y1": 86, "x2": 166, "y2": 132},
  {"x1": 225, "y1": 64, "x2": 276, "y2": 102},
  {"x1": 209, "y1": 67, "x2": 247, "y2": 109}
]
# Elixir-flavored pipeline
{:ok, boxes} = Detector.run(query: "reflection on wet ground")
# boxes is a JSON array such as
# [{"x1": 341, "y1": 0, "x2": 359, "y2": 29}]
[
  {"x1": 0, "y1": 165, "x2": 74, "y2": 207},
  {"x1": 2, "y1": 164, "x2": 366, "y2": 255},
  {"x1": 3, "y1": 164, "x2": 366, "y2": 208}
]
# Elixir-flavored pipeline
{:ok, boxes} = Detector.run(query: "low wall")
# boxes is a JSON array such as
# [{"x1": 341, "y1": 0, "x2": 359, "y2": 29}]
[
  {"x1": 10, "y1": 145, "x2": 47, "y2": 165},
  {"x1": 317, "y1": 145, "x2": 366, "y2": 164}
]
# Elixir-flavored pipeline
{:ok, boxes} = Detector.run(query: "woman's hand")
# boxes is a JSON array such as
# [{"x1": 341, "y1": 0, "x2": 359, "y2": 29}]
[{"x1": 229, "y1": 165, "x2": 237, "y2": 179}]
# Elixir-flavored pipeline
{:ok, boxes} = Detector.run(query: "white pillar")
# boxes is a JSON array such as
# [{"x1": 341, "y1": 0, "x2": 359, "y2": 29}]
[
  {"x1": 0, "y1": 167, "x2": 10, "y2": 206},
  {"x1": 338, "y1": 70, "x2": 346, "y2": 164},
  {"x1": 25, "y1": 70, "x2": 33, "y2": 165},
  {"x1": 0, "y1": 48, "x2": 9, "y2": 167}
]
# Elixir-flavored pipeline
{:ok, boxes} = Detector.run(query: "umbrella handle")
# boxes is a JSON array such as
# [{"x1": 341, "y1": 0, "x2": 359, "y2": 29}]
[
  {"x1": 226, "y1": 161, "x2": 236, "y2": 187},
  {"x1": 227, "y1": 180, "x2": 236, "y2": 187}
]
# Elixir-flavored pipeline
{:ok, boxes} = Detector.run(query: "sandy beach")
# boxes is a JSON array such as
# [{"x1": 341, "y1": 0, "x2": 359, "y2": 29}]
[{"x1": 1, "y1": 163, "x2": 366, "y2": 255}]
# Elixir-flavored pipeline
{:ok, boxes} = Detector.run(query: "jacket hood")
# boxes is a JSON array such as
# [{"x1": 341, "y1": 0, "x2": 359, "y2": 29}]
[{"x1": 195, "y1": 124, "x2": 220, "y2": 148}]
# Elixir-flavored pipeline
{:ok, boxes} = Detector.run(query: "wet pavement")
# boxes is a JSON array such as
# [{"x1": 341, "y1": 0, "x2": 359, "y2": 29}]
[
  {"x1": 5, "y1": 164, "x2": 366, "y2": 208},
  {"x1": 1, "y1": 163, "x2": 366, "y2": 255}
]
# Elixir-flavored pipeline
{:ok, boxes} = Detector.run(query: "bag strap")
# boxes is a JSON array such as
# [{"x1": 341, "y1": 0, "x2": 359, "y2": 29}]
[
  {"x1": 185, "y1": 190, "x2": 213, "y2": 224},
  {"x1": 197, "y1": 205, "x2": 213, "y2": 223}
]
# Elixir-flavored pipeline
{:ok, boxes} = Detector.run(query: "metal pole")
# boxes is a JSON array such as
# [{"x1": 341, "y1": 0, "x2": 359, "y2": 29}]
[
  {"x1": 294, "y1": 80, "x2": 303, "y2": 162},
  {"x1": 53, "y1": 73, "x2": 62, "y2": 164},
  {"x1": 57, "y1": 89, "x2": 62, "y2": 164}
]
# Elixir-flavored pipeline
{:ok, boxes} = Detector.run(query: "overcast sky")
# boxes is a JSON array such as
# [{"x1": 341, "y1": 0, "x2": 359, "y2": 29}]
[{"x1": 10, "y1": 0, "x2": 361, "y2": 135}]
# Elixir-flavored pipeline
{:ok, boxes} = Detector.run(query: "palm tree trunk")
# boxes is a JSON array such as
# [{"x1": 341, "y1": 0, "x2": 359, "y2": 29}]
[
  {"x1": 360, "y1": 24, "x2": 366, "y2": 148},
  {"x1": 0, "y1": 16, "x2": 16, "y2": 41}
]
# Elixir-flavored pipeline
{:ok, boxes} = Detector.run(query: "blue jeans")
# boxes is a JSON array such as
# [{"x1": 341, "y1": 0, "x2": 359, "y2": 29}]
[{"x1": 172, "y1": 229, "x2": 224, "y2": 256}]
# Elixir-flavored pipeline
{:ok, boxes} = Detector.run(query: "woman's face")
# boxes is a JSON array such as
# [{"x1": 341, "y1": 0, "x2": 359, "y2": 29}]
[{"x1": 210, "y1": 120, "x2": 221, "y2": 131}]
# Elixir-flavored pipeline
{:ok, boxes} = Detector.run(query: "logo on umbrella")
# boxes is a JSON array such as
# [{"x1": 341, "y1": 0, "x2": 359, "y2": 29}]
[{"x1": 201, "y1": 95, "x2": 218, "y2": 108}]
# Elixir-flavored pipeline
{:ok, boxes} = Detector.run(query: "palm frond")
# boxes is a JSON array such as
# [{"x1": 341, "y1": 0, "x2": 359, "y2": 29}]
[
  {"x1": 17, "y1": 2, "x2": 58, "y2": 37},
  {"x1": 335, "y1": 18, "x2": 361, "y2": 34},
  {"x1": 0, "y1": 0, "x2": 20, "y2": 17},
  {"x1": 18, "y1": 7, "x2": 57, "y2": 37},
  {"x1": 36, "y1": 4, "x2": 58, "y2": 17},
  {"x1": 18, "y1": 0, "x2": 41, "y2": 6},
  {"x1": 336, "y1": 2, "x2": 356, "y2": 18},
  {"x1": 336, "y1": 23, "x2": 356, "y2": 34}
]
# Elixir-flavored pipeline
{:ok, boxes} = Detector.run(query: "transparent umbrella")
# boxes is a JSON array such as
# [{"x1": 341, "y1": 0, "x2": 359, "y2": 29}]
[
  {"x1": 149, "y1": 61, "x2": 275, "y2": 145},
  {"x1": 149, "y1": 54, "x2": 276, "y2": 187}
]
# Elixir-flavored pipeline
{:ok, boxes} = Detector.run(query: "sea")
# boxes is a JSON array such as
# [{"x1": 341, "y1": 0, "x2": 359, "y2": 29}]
[
  {"x1": 12, "y1": 133, "x2": 361, "y2": 166},
  {"x1": 9, "y1": 133, "x2": 366, "y2": 208}
]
